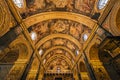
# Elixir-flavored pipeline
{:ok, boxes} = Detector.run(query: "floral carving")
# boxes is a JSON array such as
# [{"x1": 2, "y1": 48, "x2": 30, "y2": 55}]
[
  {"x1": 52, "y1": 38, "x2": 66, "y2": 46},
  {"x1": 47, "y1": 0, "x2": 68, "y2": 8},
  {"x1": 50, "y1": 20, "x2": 69, "y2": 33}
]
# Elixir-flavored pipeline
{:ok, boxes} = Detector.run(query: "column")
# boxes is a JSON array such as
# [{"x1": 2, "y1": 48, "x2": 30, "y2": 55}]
[
  {"x1": 80, "y1": 72, "x2": 90, "y2": 80},
  {"x1": 26, "y1": 57, "x2": 40, "y2": 80},
  {"x1": 38, "y1": 66, "x2": 45, "y2": 80},
  {"x1": 73, "y1": 66, "x2": 79, "y2": 80}
]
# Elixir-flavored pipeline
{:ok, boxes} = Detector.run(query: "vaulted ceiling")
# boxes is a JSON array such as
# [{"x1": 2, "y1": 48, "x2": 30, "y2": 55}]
[{"x1": 11, "y1": 0, "x2": 110, "y2": 73}]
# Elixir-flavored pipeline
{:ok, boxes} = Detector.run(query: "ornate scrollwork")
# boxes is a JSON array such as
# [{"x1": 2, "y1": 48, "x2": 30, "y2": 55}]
[
  {"x1": 0, "y1": 4, "x2": 4, "y2": 27},
  {"x1": 0, "y1": 0, "x2": 16, "y2": 37},
  {"x1": 23, "y1": 0, "x2": 96, "y2": 18}
]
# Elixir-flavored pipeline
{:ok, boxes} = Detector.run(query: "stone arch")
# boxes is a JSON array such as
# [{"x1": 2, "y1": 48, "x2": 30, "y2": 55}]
[
  {"x1": 45, "y1": 57, "x2": 71, "y2": 71},
  {"x1": 0, "y1": 49, "x2": 19, "y2": 79},
  {"x1": 9, "y1": 35, "x2": 32, "y2": 60},
  {"x1": 0, "y1": 50, "x2": 19, "y2": 63},
  {"x1": 89, "y1": 43, "x2": 99, "y2": 60},
  {"x1": 36, "y1": 34, "x2": 81, "y2": 50},
  {"x1": 85, "y1": 34, "x2": 102, "y2": 61},
  {"x1": 87, "y1": 41, "x2": 112, "y2": 80},
  {"x1": 44, "y1": 54, "x2": 73, "y2": 69},
  {"x1": 79, "y1": 62, "x2": 87, "y2": 72},
  {"x1": 98, "y1": 50, "x2": 112, "y2": 63},
  {"x1": 5, "y1": 35, "x2": 33, "y2": 80},
  {"x1": 41, "y1": 46, "x2": 76, "y2": 62},
  {"x1": 0, "y1": 0, "x2": 11, "y2": 37},
  {"x1": 110, "y1": 0, "x2": 120, "y2": 36},
  {"x1": 78, "y1": 61, "x2": 90, "y2": 80},
  {"x1": 24, "y1": 12, "x2": 96, "y2": 29},
  {"x1": 98, "y1": 50, "x2": 120, "y2": 79}
]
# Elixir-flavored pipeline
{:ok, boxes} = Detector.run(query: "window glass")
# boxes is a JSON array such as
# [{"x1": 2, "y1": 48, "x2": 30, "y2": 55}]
[
  {"x1": 83, "y1": 34, "x2": 88, "y2": 41},
  {"x1": 39, "y1": 49, "x2": 43, "y2": 56},
  {"x1": 30, "y1": 31, "x2": 37, "y2": 41},
  {"x1": 13, "y1": 0, "x2": 23, "y2": 8},
  {"x1": 98, "y1": 0, "x2": 109, "y2": 9}
]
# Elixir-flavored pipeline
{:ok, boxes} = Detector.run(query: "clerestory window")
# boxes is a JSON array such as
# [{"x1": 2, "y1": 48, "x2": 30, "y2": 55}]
[
  {"x1": 13, "y1": 0, "x2": 23, "y2": 8},
  {"x1": 98, "y1": 0, "x2": 109, "y2": 9}
]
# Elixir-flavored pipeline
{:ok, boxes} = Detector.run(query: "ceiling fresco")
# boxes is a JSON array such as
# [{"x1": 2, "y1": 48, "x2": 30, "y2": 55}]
[
  {"x1": 1, "y1": 0, "x2": 118, "y2": 78},
  {"x1": 40, "y1": 38, "x2": 79, "y2": 54},
  {"x1": 10, "y1": 0, "x2": 101, "y2": 74},
  {"x1": 22, "y1": 0, "x2": 96, "y2": 18},
  {"x1": 46, "y1": 58, "x2": 71, "y2": 73},
  {"x1": 28, "y1": 19, "x2": 91, "y2": 73},
  {"x1": 29, "y1": 19, "x2": 91, "y2": 43}
]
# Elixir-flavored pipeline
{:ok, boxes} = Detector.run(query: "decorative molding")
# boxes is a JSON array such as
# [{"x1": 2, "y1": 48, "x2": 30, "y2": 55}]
[
  {"x1": 23, "y1": 12, "x2": 96, "y2": 29},
  {"x1": 0, "y1": 0, "x2": 16, "y2": 37}
]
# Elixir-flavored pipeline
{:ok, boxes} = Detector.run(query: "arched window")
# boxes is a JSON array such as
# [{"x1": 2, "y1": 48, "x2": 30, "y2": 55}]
[
  {"x1": 80, "y1": 62, "x2": 87, "y2": 72},
  {"x1": 13, "y1": 0, "x2": 23, "y2": 8},
  {"x1": 83, "y1": 34, "x2": 88, "y2": 41},
  {"x1": 39, "y1": 49, "x2": 43, "y2": 56},
  {"x1": 30, "y1": 31, "x2": 37, "y2": 41},
  {"x1": 98, "y1": 0, "x2": 109, "y2": 9}
]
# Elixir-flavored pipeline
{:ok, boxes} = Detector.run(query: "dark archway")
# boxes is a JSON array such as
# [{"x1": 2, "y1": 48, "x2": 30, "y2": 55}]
[
  {"x1": 0, "y1": 50, "x2": 19, "y2": 63},
  {"x1": 0, "y1": 50, "x2": 19, "y2": 80},
  {"x1": 99, "y1": 50, "x2": 120, "y2": 79},
  {"x1": 89, "y1": 44, "x2": 99, "y2": 60},
  {"x1": 80, "y1": 62, "x2": 87, "y2": 72}
]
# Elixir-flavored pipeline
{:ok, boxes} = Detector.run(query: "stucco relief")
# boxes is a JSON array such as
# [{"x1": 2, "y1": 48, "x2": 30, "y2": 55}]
[
  {"x1": 42, "y1": 40, "x2": 51, "y2": 49},
  {"x1": 50, "y1": 20, "x2": 69, "y2": 33},
  {"x1": 6, "y1": 65, "x2": 26, "y2": 80},
  {"x1": 22, "y1": 0, "x2": 96, "y2": 18},
  {"x1": 40, "y1": 38, "x2": 79, "y2": 53},
  {"x1": 47, "y1": 0, "x2": 70, "y2": 8},
  {"x1": 75, "y1": 0, "x2": 95, "y2": 13},
  {"x1": 0, "y1": 0, "x2": 16, "y2": 37},
  {"x1": 30, "y1": 19, "x2": 90, "y2": 43},
  {"x1": 52, "y1": 38, "x2": 66, "y2": 46},
  {"x1": 46, "y1": 58, "x2": 70, "y2": 73}
]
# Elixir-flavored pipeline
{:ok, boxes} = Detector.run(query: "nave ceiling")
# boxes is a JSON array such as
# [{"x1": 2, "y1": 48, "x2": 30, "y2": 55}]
[
  {"x1": 20, "y1": 0, "x2": 97, "y2": 73},
  {"x1": 0, "y1": 0, "x2": 114, "y2": 75}
]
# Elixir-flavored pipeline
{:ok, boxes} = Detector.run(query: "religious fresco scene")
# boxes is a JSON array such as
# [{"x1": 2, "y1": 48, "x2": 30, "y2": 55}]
[
  {"x1": 29, "y1": 19, "x2": 91, "y2": 43},
  {"x1": 0, "y1": 0, "x2": 120, "y2": 80},
  {"x1": 21, "y1": 0, "x2": 96, "y2": 18}
]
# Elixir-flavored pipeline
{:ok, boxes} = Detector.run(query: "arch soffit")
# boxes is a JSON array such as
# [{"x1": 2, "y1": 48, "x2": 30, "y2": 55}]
[
  {"x1": 9, "y1": 35, "x2": 32, "y2": 59},
  {"x1": 36, "y1": 34, "x2": 81, "y2": 50},
  {"x1": 109, "y1": 0, "x2": 120, "y2": 36},
  {"x1": 78, "y1": 59, "x2": 86, "y2": 71},
  {"x1": 44, "y1": 54, "x2": 73, "y2": 69},
  {"x1": 79, "y1": 61, "x2": 87, "y2": 72},
  {"x1": 78, "y1": 59, "x2": 85, "y2": 68},
  {"x1": 88, "y1": 43, "x2": 99, "y2": 61},
  {"x1": 23, "y1": 12, "x2": 97, "y2": 29},
  {"x1": 41, "y1": 46, "x2": 76, "y2": 61},
  {"x1": 85, "y1": 35, "x2": 101, "y2": 61},
  {"x1": 45, "y1": 57, "x2": 72, "y2": 70}
]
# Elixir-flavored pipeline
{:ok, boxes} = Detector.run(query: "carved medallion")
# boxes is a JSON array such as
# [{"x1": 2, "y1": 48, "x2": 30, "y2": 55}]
[{"x1": 50, "y1": 20, "x2": 67, "y2": 33}]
